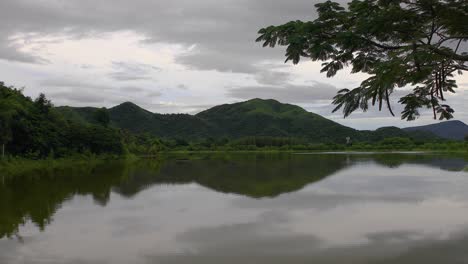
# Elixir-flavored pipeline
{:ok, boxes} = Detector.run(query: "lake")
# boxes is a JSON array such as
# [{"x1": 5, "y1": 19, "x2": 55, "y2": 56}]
[{"x1": 1, "y1": 153, "x2": 468, "y2": 264}]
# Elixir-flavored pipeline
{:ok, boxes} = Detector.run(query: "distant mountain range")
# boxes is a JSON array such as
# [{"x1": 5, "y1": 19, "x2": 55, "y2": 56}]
[
  {"x1": 57, "y1": 98, "x2": 461, "y2": 143},
  {"x1": 403, "y1": 120, "x2": 468, "y2": 140}
]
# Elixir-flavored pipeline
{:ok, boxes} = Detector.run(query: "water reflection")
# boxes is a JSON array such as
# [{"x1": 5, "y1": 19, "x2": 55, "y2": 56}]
[{"x1": 0, "y1": 153, "x2": 467, "y2": 264}]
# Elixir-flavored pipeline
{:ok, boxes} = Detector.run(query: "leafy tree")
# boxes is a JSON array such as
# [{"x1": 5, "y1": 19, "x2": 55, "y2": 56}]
[
  {"x1": 34, "y1": 93, "x2": 52, "y2": 114},
  {"x1": 0, "y1": 107, "x2": 13, "y2": 158},
  {"x1": 0, "y1": 82, "x2": 128, "y2": 158},
  {"x1": 256, "y1": 0, "x2": 467, "y2": 121},
  {"x1": 465, "y1": 134, "x2": 468, "y2": 142},
  {"x1": 0, "y1": 83, "x2": 20, "y2": 158},
  {"x1": 94, "y1": 107, "x2": 110, "y2": 127}
]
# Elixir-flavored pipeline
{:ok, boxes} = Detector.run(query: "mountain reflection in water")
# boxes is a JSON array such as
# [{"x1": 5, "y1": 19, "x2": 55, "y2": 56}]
[{"x1": 0, "y1": 153, "x2": 467, "y2": 264}]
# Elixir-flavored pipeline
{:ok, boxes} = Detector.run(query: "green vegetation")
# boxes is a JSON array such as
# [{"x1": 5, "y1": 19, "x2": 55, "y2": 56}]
[
  {"x1": 93, "y1": 107, "x2": 110, "y2": 127},
  {"x1": 403, "y1": 120, "x2": 468, "y2": 140},
  {"x1": 256, "y1": 0, "x2": 467, "y2": 121},
  {"x1": 195, "y1": 98, "x2": 359, "y2": 142},
  {"x1": 155, "y1": 136, "x2": 467, "y2": 153},
  {"x1": 0, "y1": 82, "x2": 160, "y2": 161},
  {"x1": 0, "y1": 154, "x2": 134, "y2": 178},
  {"x1": 59, "y1": 97, "x2": 441, "y2": 144},
  {"x1": 0, "y1": 80, "x2": 465, "y2": 174}
]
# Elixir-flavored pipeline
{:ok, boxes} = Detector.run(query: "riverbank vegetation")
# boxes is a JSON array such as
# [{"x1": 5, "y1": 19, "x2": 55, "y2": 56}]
[
  {"x1": 155, "y1": 136, "x2": 467, "y2": 153},
  {"x1": 0, "y1": 154, "x2": 136, "y2": 179}
]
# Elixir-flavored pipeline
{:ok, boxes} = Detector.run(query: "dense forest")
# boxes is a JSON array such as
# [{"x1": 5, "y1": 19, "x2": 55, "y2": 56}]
[
  {"x1": 59, "y1": 97, "x2": 445, "y2": 143},
  {"x1": 0, "y1": 82, "x2": 164, "y2": 159},
  {"x1": 0, "y1": 82, "x2": 466, "y2": 160}
]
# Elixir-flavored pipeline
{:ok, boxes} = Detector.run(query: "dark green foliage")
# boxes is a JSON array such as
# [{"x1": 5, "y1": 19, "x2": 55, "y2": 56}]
[
  {"x1": 34, "y1": 93, "x2": 52, "y2": 114},
  {"x1": 256, "y1": 0, "x2": 467, "y2": 121},
  {"x1": 2, "y1": 81, "x2": 454, "y2": 158},
  {"x1": 196, "y1": 98, "x2": 361, "y2": 142},
  {"x1": 0, "y1": 83, "x2": 125, "y2": 158},
  {"x1": 60, "y1": 98, "x2": 441, "y2": 144},
  {"x1": 121, "y1": 132, "x2": 165, "y2": 155},
  {"x1": 94, "y1": 107, "x2": 110, "y2": 127},
  {"x1": 65, "y1": 123, "x2": 123, "y2": 155},
  {"x1": 108, "y1": 102, "x2": 217, "y2": 139},
  {"x1": 0, "y1": 85, "x2": 16, "y2": 158},
  {"x1": 60, "y1": 98, "x2": 363, "y2": 143}
]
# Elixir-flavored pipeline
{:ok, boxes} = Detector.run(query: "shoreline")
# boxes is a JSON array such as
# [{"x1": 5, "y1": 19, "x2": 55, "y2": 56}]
[
  {"x1": 0, "y1": 154, "x2": 139, "y2": 178},
  {"x1": 1, "y1": 150, "x2": 466, "y2": 178},
  {"x1": 163, "y1": 149, "x2": 467, "y2": 154}
]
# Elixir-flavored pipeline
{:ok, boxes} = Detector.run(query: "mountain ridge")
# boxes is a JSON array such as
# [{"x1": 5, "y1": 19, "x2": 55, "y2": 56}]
[
  {"x1": 403, "y1": 120, "x2": 468, "y2": 140},
  {"x1": 56, "y1": 98, "x2": 446, "y2": 142}
]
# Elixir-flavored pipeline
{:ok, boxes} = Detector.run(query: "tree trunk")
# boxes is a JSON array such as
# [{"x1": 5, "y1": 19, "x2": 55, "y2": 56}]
[{"x1": 1, "y1": 143, "x2": 4, "y2": 159}]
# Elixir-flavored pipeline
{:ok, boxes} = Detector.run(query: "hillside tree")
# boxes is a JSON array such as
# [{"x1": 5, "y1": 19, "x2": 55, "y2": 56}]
[
  {"x1": 0, "y1": 83, "x2": 18, "y2": 158},
  {"x1": 0, "y1": 110, "x2": 13, "y2": 158},
  {"x1": 256, "y1": 0, "x2": 467, "y2": 121},
  {"x1": 94, "y1": 107, "x2": 110, "y2": 127}
]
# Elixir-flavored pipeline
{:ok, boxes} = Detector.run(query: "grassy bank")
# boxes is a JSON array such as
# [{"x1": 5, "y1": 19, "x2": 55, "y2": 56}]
[
  {"x1": 2, "y1": 145, "x2": 466, "y2": 178},
  {"x1": 163, "y1": 145, "x2": 468, "y2": 154},
  {"x1": 0, "y1": 153, "x2": 139, "y2": 178},
  {"x1": 164, "y1": 148, "x2": 467, "y2": 154},
  {"x1": 160, "y1": 138, "x2": 467, "y2": 153}
]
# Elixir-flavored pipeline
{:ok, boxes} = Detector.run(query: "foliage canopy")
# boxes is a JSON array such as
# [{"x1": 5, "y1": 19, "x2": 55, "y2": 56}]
[{"x1": 256, "y1": 0, "x2": 467, "y2": 121}]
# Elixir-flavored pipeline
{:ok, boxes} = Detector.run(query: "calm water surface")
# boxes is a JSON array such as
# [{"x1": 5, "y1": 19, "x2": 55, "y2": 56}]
[{"x1": 1, "y1": 153, "x2": 468, "y2": 264}]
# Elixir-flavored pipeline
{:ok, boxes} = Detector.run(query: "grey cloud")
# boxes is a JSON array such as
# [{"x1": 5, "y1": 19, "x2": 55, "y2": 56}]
[
  {"x1": 109, "y1": 73, "x2": 150, "y2": 81},
  {"x1": 2, "y1": 0, "x2": 465, "y2": 125},
  {"x1": 120, "y1": 86, "x2": 146, "y2": 93},
  {"x1": 109, "y1": 61, "x2": 160, "y2": 81},
  {"x1": 146, "y1": 91, "x2": 162, "y2": 98},
  {"x1": 0, "y1": 41, "x2": 47, "y2": 63},
  {"x1": 0, "y1": 0, "x2": 355, "y2": 116},
  {"x1": 175, "y1": 48, "x2": 261, "y2": 73},
  {"x1": 255, "y1": 70, "x2": 291, "y2": 86},
  {"x1": 40, "y1": 78, "x2": 114, "y2": 91},
  {"x1": 227, "y1": 82, "x2": 340, "y2": 103},
  {"x1": 123, "y1": 102, "x2": 215, "y2": 114},
  {"x1": 0, "y1": 0, "x2": 322, "y2": 72},
  {"x1": 366, "y1": 230, "x2": 422, "y2": 244},
  {"x1": 50, "y1": 91, "x2": 108, "y2": 103},
  {"x1": 120, "y1": 86, "x2": 163, "y2": 98},
  {"x1": 41, "y1": 77, "x2": 163, "y2": 106}
]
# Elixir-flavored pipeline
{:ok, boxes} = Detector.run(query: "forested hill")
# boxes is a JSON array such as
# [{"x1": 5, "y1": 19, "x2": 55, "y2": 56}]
[
  {"x1": 59, "y1": 102, "x2": 219, "y2": 139},
  {"x1": 57, "y1": 98, "x2": 439, "y2": 143},
  {"x1": 195, "y1": 98, "x2": 359, "y2": 142},
  {"x1": 403, "y1": 120, "x2": 468, "y2": 141}
]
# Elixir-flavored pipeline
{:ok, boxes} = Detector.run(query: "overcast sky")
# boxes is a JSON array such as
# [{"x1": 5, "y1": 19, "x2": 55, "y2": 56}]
[{"x1": 0, "y1": 0, "x2": 466, "y2": 130}]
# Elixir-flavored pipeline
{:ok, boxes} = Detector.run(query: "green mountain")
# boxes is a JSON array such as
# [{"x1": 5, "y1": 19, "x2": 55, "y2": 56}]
[
  {"x1": 403, "y1": 120, "x2": 468, "y2": 141},
  {"x1": 56, "y1": 98, "x2": 439, "y2": 143},
  {"x1": 59, "y1": 102, "x2": 218, "y2": 139},
  {"x1": 196, "y1": 98, "x2": 360, "y2": 142}
]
